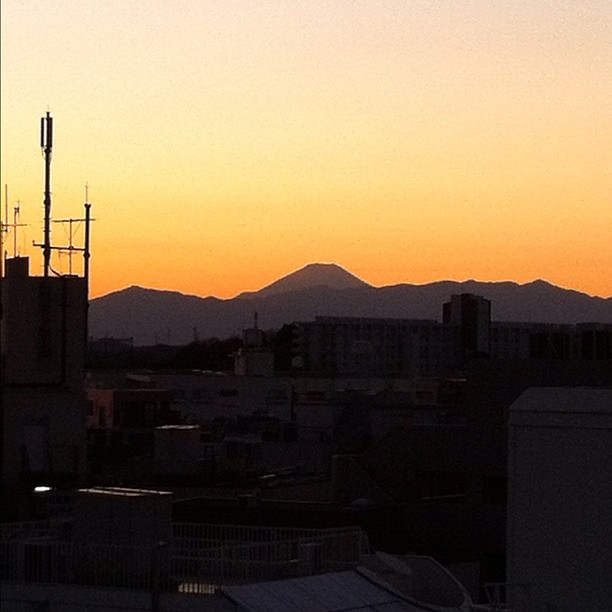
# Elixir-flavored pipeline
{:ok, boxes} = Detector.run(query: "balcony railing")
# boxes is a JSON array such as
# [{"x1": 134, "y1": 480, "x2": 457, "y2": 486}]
[{"x1": 1, "y1": 520, "x2": 370, "y2": 592}]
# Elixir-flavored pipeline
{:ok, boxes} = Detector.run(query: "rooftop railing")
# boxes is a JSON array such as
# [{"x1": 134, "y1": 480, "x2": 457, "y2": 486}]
[{"x1": 1, "y1": 520, "x2": 370, "y2": 592}]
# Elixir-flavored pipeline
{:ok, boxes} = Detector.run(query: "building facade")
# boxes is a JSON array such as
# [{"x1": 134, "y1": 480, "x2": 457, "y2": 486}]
[
  {"x1": 293, "y1": 294, "x2": 612, "y2": 377},
  {"x1": 507, "y1": 387, "x2": 612, "y2": 611},
  {"x1": 1, "y1": 257, "x2": 88, "y2": 519}
]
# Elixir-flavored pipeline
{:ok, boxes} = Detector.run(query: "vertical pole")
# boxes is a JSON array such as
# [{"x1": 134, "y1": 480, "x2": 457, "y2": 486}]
[
  {"x1": 68, "y1": 219, "x2": 73, "y2": 275},
  {"x1": 84, "y1": 202, "x2": 91, "y2": 292},
  {"x1": 84, "y1": 201, "x2": 92, "y2": 362},
  {"x1": 13, "y1": 207, "x2": 18, "y2": 257},
  {"x1": 1, "y1": 185, "x2": 7, "y2": 277},
  {"x1": 150, "y1": 541, "x2": 166, "y2": 612},
  {"x1": 42, "y1": 112, "x2": 53, "y2": 277},
  {"x1": 290, "y1": 384, "x2": 296, "y2": 422},
  {"x1": 0, "y1": 189, "x2": 4, "y2": 513}
]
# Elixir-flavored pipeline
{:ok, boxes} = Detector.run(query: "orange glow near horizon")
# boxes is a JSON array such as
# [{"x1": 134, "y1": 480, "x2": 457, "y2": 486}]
[{"x1": 2, "y1": 1, "x2": 611, "y2": 299}]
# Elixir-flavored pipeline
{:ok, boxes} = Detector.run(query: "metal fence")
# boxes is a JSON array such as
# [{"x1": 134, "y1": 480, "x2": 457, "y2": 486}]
[
  {"x1": 170, "y1": 525, "x2": 369, "y2": 590},
  {"x1": 0, "y1": 519, "x2": 70, "y2": 542},
  {"x1": 1, "y1": 521, "x2": 370, "y2": 592},
  {"x1": 1, "y1": 539, "x2": 155, "y2": 590},
  {"x1": 171, "y1": 522, "x2": 369, "y2": 556}
]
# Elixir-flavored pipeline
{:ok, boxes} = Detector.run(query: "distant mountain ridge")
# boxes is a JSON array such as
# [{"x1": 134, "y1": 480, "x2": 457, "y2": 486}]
[{"x1": 89, "y1": 263, "x2": 612, "y2": 345}]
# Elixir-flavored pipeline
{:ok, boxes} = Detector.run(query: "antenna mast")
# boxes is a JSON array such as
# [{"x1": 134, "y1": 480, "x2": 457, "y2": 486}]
[
  {"x1": 1, "y1": 185, "x2": 7, "y2": 277},
  {"x1": 13, "y1": 201, "x2": 27, "y2": 257},
  {"x1": 3, "y1": 184, "x2": 8, "y2": 237},
  {"x1": 33, "y1": 115, "x2": 94, "y2": 286},
  {"x1": 84, "y1": 184, "x2": 92, "y2": 289},
  {"x1": 1, "y1": 189, "x2": 28, "y2": 263},
  {"x1": 41, "y1": 111, "x2": 53, "y2": 276}
]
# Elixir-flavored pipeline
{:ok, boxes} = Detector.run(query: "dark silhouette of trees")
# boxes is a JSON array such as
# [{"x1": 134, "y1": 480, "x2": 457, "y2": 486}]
[
  {"x1": 87, "y1": 326, "x2": 298, "y2": 373},
  {"x1": 172, "y1": 336, "x2": 242, "y2": 371}
]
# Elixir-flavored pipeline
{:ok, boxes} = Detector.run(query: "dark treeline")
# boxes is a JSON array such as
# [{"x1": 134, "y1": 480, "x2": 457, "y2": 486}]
[
  {"x1": 172, "y1": 336, "x2": 242, "y2": 371},
  {"x1": 87, "y1": 324, "x2": 296, "y2": 372}
]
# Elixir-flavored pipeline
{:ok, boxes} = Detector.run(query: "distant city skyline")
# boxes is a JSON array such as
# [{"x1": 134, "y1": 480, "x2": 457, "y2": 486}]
[{"x1": 2, "y1": 1, "x2": 611, "y2": 299}]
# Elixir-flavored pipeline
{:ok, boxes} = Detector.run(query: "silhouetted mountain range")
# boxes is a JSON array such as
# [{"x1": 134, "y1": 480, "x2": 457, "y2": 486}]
[{"x1": 89, "y1": 263, "x2": 612, "y2": 346}]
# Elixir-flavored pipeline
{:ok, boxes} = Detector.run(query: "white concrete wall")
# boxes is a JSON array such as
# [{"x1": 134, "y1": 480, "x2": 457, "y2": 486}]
[{"x1": 507, "y1": 388, "x2": 612, "y2": 612}]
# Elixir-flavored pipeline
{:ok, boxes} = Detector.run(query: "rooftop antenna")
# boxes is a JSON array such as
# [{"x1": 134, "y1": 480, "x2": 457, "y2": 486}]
[
  {"x1": 52, "y1": 215, "x2": 77, "y2": 274},
  {"x1": 1, "y1": 186, "x2": 7, "y2": 264},
  {"x1": 45, "y1": 183, "x2": 94, "y2": 282},
  {"x1": 1, "y1": 191, "x2": 28, "y2": 261},
  {"x1": 1, "y1": 185, "x2": 7, "y2": 276},
  {"x1": 13, "y1": 205, "x2": 19, "y2": 257},
  {"x1": 83, "y1": 183, "x2": 92, "y2": 288},
  {"x1": 3, "y1": 184, "x2": 8, "y2": 236},
  {"x1": 41, "y1": 111, "x2": 53, "y2": 277},
  {"x1": 13, "y1": 200, "x2": 27, "y2": 257},
  {"x1": 34, "y1": 113, "x2": 94, "y2": 287}
]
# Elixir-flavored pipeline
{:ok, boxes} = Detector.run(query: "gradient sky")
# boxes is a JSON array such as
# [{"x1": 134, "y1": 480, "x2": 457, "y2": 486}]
[{"x1": 2, "y1": 1, "x2": 611, "y2": 298}]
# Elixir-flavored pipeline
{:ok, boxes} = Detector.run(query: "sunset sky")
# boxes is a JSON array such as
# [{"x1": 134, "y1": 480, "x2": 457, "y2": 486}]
[{"x1": 1, "y1": 1, "x2": 611, "y2": 298}]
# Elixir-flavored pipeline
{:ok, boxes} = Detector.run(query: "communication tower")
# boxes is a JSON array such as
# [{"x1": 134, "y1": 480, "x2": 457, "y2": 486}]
[{"x1": 33, "y1": 112, "x2": 93, "y2": 288}]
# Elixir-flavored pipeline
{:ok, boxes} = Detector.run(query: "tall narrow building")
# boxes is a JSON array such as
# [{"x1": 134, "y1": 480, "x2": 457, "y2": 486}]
[
  {"x1": 443, "y1": 293, "x2": 491, "y2": 358},
  {"x1": 1, "y1": 257, "x2": 88, "y2": 519},
  {"x1": 1, "y1": 114, "x2": 91, "y2": 520}
]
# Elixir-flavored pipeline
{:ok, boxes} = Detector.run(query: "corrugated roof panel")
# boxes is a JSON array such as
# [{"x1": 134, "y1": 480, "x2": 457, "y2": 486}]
[
  {"x1": 222, "y1": 571, "x2": 435, "y2": 611},
  {"x1": 510, "y1": 387, "x2": 612, "y2": 414}
]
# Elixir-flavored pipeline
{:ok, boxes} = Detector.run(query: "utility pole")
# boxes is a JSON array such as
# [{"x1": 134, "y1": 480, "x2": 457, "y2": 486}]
[{"x1": 41, "y1": 112, "x2": 53, "y2": 277}]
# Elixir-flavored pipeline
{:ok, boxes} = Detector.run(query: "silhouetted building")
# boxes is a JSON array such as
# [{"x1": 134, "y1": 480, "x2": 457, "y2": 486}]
[
  {"x1": 443, "y1": 294, "x2": 491, "y2": 357},
  {"x1": 234, "y1": 318, "x2": 274, "y2": 377},
  {"x1": 294, "y1": 295, "x2": 611, "y2": 377},
  {"x1": 1, "y1": 257, "x2": 88, "y2": 519},
  {"x1": 86, "y1": 387, "x2": 179, "y2": 479},
  {"x1": 294, "y1": 317, "x2": 459, "y2": 377}
]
